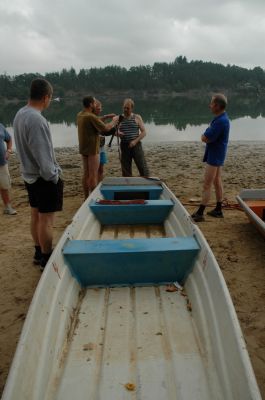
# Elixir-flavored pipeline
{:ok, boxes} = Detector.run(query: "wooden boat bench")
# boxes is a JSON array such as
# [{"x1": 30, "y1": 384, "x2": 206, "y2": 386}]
[
  {"x1": 63, "y1": 236, "x2": 200, "y2": 287},
  {"x1": 89, "y1": 199, "x2": 174, "y2": 225}
]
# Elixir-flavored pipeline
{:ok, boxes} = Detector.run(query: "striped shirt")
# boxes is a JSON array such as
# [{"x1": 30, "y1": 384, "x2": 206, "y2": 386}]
[{"x1": 119, "y1": 114, "x2": 140, "y2": 142}]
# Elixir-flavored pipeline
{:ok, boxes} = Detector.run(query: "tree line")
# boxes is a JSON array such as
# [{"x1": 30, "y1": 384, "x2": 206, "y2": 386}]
[
  {"x1": 1, "y1": 95, "x2": 265, "y2": 131},
  {"x1": 1, "y1": 56, "x2": 265, "y2": 101}
]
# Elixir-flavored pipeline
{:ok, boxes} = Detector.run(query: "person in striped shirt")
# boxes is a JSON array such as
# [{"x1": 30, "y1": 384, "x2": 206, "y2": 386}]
[{"x1": 117, "y1": 98, "x2": 149, "y2": 177}]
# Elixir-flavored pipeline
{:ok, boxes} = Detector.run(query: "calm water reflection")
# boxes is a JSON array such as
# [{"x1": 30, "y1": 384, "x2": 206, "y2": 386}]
[{"x1": 1, "y1": 96, "x2": 265, "y2": 147}]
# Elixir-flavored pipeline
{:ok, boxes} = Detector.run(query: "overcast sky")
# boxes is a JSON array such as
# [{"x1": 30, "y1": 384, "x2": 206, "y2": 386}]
[{"x1": 0, "y1": 0, "x2": 265, "y2": 75}]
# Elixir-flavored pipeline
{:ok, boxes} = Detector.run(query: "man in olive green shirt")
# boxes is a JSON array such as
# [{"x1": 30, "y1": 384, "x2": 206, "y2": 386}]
[{"x1": 77, "y1": 96, "x2": 116, "y2": 198}]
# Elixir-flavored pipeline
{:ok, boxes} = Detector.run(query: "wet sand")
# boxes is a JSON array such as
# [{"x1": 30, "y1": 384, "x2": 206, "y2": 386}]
[{"x1": 0, "y1": 142, "x2": 264, "y2": 397}]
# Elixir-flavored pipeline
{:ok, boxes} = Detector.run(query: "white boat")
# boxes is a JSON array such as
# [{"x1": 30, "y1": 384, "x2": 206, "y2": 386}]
[
  {"x1": 237, "y1": 189, "x2": 265, "y2": 239},
  {"x1": 2, "y1": 178, "x2": 261, "y2": 400}
]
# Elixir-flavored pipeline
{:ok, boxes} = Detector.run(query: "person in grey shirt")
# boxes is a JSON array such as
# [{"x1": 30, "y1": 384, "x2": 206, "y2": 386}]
[{"x1": 13, "y1": 78, "x2": 63, "y2": 270}]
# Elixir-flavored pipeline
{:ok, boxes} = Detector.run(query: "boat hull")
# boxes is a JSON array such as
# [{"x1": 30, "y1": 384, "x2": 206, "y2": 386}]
[
  {"x1": 237, "y1": 189, "x2": 265, "y2": 239},
  {"x1": 2, "y1": 178, "x2": 261, "y2": 400}
]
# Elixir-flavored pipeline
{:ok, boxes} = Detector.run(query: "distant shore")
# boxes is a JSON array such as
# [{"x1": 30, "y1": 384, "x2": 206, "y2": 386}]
[
  {"x1": 0, "y1": 90, "x2": 209, "y2": 104},
  {"x1": 0, "y1": 88, "x2": 261, "y2": 105},
  {"x1": 0, "y1": 142, "x2": 264, "y2": 397}
]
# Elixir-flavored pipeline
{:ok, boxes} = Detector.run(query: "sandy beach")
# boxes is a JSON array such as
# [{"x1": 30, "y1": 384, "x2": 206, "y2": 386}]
[{"x1": 0, "y1": 142, "x2": 264, "y2": 397}]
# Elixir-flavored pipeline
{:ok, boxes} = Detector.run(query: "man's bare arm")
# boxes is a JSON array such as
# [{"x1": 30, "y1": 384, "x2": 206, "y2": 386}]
[
  {"x1": 100, "y1": 119, "x2": 117, "y2": 132},
  {"x1": 5, "y1": 137, "x2": 13, "y2": 160},
  {"x1": 100, "y1": 113, "x2": 116, "y2": 122}
]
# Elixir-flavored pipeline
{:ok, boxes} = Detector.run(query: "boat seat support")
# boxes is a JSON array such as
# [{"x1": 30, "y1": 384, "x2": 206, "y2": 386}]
[
  {"x1": 63, "y1": 237, "x2": 200, "y2": 287},
  {"x1": 89, "y1": 199, "x2": 174, "y2": 225}
]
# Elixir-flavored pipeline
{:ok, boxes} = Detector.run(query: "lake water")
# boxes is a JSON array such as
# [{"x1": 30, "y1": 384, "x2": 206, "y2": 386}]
[{"x1": 2, "y1": 97, "x2": 265, "y2": 148}]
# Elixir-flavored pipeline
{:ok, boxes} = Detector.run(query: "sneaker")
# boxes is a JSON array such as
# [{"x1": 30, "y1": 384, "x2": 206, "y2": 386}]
[
  {"x1": 3, "y1": 206, "x2": 17, "y2": 215},
  {"x1": 191, "y1": 212, "x2": 205, "y2": 222},
  {"x1": 207, "y1": 209, "x2": 224, "y2": 218}
]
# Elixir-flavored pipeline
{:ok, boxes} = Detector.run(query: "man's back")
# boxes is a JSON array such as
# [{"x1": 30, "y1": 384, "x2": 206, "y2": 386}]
[
  {"x1": 77, "y1": 110, "x2": 105, "y2": 156},
  {"x1": 14, "y1": 105, "x2": 60, "y2": 183}
]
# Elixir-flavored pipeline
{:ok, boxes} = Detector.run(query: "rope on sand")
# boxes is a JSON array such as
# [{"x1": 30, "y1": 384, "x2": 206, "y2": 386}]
[{"x1": 182, "y1": 197, "x2": 243, "y2": 211}]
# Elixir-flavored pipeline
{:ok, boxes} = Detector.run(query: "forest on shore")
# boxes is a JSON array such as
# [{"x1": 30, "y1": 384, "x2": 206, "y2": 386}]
[{"x1": 1, "y1": 56, "x2": 265, "y2": 101}]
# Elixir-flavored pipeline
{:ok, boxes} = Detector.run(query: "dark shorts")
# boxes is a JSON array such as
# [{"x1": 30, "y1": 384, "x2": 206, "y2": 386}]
[{"x1": 25, "y1": 177, "x2": 64, "y2": 213}]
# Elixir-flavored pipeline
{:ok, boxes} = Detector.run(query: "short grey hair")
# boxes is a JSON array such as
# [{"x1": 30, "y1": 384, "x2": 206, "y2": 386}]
[
  {"x1": 212, "y1": 93, "x2": 227, "y2": 110},
  {"x1": 123, "y1": 98, "x2": 134, "y2": 108},
  {"x1": 95, "y1": 99, "x2": 102, "y2": 107}
]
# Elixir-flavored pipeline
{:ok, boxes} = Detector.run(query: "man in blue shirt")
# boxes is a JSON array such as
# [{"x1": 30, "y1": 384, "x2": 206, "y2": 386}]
[
  {"x1": 192, "y1": 94, "x2": 230, "y2": 222},
  {"x1": 0, "y1": 123, "x2": 17, "y2": 215}
]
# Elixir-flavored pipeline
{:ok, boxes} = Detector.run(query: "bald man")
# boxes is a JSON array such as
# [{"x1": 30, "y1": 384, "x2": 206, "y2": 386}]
[{"x1": 117, "y1": 98, "x2": 149, "y2": 177}]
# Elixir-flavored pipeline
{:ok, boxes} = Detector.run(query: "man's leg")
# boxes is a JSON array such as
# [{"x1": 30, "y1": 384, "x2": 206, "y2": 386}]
[
  {"x1": 30, "y1": 208, "x2": 54, "y2": 266},
  {"x1": 26, "y1": 177, "x2": 63, "y2": 269},
  {"x1": 192, "y1": 164, "x2": 217, "y2": 221},
  {"x1": 1, "y1": 189, "x2": 17, "y2": 214},
  {"x1": 37, "y1": 212, "x2": 55, "y2": 270},
  {"x1": 25, "y1": 181, "x2": 42, "y2": 263},
  {"x1": 120, "y1": 143, "x2": 132, "y2": 177},
  {"x1": 88, "y1": 154, "x2": 100, "y2": 193},
  {"x1": 98, "y1": 164, "x2": 104, "y2": 183},
  {"x1": 38, "y1": 212, "x2": 55, "y2": 254},
  {"x1": 201, "y1": 164, "x2": 218, "y2": 205},
  {"x1": 30, "y1": 207, "x2": 40, "y2": 245},
  {"x1": 214, "y1": 167, "x2": 223, "y2": 202},
  {"x1": 0, "y1": 164, "x2": 17, "y2": 214},
  {"x1": 1, "y1": 188, "x2": 9, "y2": 206},
  {"x1": 82, "y1": 155, "x2": 89, "y2": 199},
  {"x1": 132, "y1": 143, "x2": 149, "y2": 177},
  {"x1": 82, "y1": 153, "x2": 99, "y2": 196},
  {"x1": 207, "y1": 167, "x2": 224, "y2": 217},
  {"x1": 30, "y1": 207, "x2": 42, "y2": 264}
]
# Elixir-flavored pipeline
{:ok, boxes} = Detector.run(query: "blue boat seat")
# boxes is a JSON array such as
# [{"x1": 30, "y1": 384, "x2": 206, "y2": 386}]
[
  {"x1": 63, "y1": 237, "x2": 200, "y2": 287},
  {"x1": 89, "y1": 199, "x2": 174, "y2": 225},
  {"x1": 100, "y1": 185, "x2": 163, "y2": 200}
]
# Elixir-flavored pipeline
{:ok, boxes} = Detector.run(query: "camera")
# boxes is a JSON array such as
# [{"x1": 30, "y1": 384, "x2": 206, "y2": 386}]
[{"x1": 118, "y1": 114, "x2": 124, "y2": 124}]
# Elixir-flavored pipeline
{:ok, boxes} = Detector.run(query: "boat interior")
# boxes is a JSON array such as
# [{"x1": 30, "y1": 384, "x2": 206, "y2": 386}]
[
  {"x1": 52, "y1": 178, "x2": 221, "y2": 400},
  {"x1": 63, "y1": 178, "x2": 200, "y2": 287},
  {"x1": 4, "y1": 178, "x2": 259, "y2": 400}
]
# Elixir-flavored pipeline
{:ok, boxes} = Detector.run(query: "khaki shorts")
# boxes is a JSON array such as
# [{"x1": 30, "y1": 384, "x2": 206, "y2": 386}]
[{"x1": 0, "y1": 164, "x2": 11, "y2": 190}]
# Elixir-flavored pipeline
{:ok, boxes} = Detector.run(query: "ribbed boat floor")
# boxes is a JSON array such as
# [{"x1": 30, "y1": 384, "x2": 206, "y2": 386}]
[
  {"x1": 99, "y1": 224, "x2": 167, "y2": 240},
  {"x1": 54, "y1": 225, "x2": 215, "y2": 399}
]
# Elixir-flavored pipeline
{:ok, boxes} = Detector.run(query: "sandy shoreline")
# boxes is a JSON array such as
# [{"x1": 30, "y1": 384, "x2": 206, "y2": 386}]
[{"x1": 0, "y1": 142, "x2": 264, "y2": 397}]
